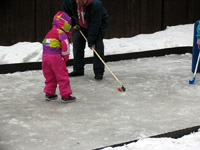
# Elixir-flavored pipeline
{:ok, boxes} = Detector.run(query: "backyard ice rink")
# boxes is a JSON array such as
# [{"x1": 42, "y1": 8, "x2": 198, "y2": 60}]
[
  {"x1": 1, "y1": 24, "x2": 200, "y2": 149},
  {"x1": 1, "y1": 53, "x2": 200, "y2": 150}
]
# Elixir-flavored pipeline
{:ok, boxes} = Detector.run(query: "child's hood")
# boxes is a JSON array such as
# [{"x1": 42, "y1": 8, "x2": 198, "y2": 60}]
[{"x1": 52, "y1": 11, "x2": 72, "y2": 35}]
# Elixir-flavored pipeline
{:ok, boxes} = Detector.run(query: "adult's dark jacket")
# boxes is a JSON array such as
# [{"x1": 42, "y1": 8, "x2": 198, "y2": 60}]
[{"x1": 61, "y1": 0, "x2": 109, "y2": 47}]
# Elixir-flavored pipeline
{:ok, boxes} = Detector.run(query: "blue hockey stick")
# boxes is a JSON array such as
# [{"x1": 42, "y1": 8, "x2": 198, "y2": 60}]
[{"x1": 189, "y1": 52, "x2": 200, "y2": 84}]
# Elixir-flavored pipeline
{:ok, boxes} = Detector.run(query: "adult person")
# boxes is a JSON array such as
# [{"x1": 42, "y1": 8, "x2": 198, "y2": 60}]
[{"x1": 62, "y1": 0, "x2": 109, "y2": 80}]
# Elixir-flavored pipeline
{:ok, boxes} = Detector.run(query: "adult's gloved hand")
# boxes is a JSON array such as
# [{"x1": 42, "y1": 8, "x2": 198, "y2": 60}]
[
  {"x1": 73, "y1": 25, "x2": 80, "y2": 29},
  {"x1": 90, "y1": 45, "x2": 95, "y2": 50}
]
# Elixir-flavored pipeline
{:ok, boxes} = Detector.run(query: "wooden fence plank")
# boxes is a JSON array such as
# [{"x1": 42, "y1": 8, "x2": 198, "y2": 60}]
[
  {"x1": 163, "y1": 0, "x2": 188, "y2": 29},
  {"x1": 141, "y1": 0, "x2": 162, "y2": 34},
  {"x1": 0, "y1": 0, "x2": 35, "y2": 46},
  {"x1": 36, "y1": 0, "x2": 63, "y2": 42},
  {"x1": 187, "y1": 0, "x2": 200, "y2": 23},
  {"x1": 103, "y1": 0, "x2": 141, "y2": 38}
]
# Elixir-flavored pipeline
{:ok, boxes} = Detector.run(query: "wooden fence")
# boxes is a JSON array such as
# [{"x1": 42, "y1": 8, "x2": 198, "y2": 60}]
[{"x1": 0, "y1": 0, "x2": 200, "y2": 46}]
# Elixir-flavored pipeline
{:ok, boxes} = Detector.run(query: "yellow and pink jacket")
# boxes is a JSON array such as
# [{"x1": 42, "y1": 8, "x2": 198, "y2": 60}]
[{"x1": 42, "y1": 11, "x2": 72, "y2": 61}]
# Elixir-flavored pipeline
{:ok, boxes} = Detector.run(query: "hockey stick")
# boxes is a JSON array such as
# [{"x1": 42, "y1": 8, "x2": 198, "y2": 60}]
[
  {"x1": 189, "y1": 52, "x2": 200, "y2": 84},
  {"x1": 79, "y1": 29, "x2": 126, "y2": 92}
]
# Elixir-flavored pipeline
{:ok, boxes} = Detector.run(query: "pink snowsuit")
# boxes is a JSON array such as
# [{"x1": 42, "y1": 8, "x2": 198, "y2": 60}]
[{"x1": 42, "y1": 11, "x2": 72, "y2": 98}]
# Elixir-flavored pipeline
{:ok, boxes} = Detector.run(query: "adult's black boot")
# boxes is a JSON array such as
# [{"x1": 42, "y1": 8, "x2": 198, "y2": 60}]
[{"x1": 69, "y1": 71, "x2": 84, "y2": 77}]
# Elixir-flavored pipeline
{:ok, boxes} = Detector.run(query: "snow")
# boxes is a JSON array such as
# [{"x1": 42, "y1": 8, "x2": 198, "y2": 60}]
[
  {"x1": 1, "y1": 24, "x2": 200, "y2": 150},
  {"x1": 0, "y1": 24, "x2": 193, "y2": 64},
  {"x1": 103, "y1": 130, "x2": 200, "y2": 150}
]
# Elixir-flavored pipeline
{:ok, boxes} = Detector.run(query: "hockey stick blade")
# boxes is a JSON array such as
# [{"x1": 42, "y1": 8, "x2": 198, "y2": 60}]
[
  {"x1": 189, "y1": 77, "x2": 195, "y2": 84},
  {"x1": 118, "y1": 86, "x2": 126, "y2": 92}
]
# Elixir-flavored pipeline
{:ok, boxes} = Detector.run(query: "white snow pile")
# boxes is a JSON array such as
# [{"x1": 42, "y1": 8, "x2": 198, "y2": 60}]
[
  {"x1": 0, "y1": 24, "x2": 193, "y2": 64},
  {"x1": 102, "y1": 129, "x2": 200, "y2": 150}
]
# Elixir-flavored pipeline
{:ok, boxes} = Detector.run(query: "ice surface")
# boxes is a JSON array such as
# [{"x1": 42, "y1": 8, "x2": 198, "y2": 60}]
[{"x1": 0, "y1": 53, "x2": 200, "y2": 150}]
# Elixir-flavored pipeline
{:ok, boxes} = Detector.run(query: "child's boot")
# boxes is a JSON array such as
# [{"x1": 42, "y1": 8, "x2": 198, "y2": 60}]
[
  {"x1": 61, "y1": 96, "x2": 76, "y2": 103},
  {"x1": 45, "y1": 94, "x2": 58, "y2": 101}
]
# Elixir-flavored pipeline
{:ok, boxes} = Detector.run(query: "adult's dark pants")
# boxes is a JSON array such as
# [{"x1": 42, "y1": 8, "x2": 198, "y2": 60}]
[{"x1": 72, "y1": 28, "x2": 105, "y2": 75}]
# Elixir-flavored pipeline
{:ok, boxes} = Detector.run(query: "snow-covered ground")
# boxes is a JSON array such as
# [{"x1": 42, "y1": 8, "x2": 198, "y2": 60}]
[
  {"x1": 0, "y1": 24, "x2": 193, "y2": 64},
  {"x1": 102, "y1": 129, "x2": 200, "y2": 150},
  {"x1": 1, "y1": 24, "x2": 200, "y2": 150}
]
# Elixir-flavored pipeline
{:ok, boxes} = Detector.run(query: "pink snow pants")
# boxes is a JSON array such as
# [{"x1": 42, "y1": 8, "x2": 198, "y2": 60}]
[{"x1": 42, "y1": 54, "x2": 72, "y2": 98}]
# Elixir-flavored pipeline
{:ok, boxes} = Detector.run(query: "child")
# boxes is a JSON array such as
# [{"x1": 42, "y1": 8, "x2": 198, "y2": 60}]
[{"x1": 42, "y1": 11, "x2": 76, "y2": 103}]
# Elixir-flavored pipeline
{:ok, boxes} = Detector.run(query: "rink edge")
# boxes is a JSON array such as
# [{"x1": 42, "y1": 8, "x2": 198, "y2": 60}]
[
  {"x1": 0, "y1": 46, "x2": 192, "y2": 74},
  {"x1": 94, "y1": 125, "x2": 200, "y2": 150}
]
